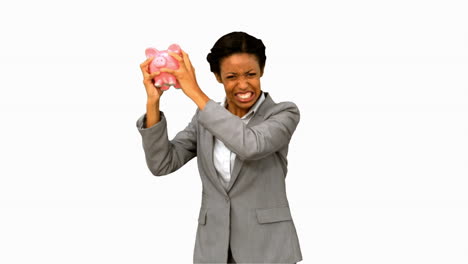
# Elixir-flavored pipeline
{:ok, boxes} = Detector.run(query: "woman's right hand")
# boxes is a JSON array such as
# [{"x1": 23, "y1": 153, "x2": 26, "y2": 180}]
[{"x1": 140, "y1": 56, "x2": 164, "y2": 103}]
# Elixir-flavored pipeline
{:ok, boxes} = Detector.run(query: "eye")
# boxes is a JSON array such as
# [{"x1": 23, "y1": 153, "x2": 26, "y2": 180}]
[{"x1": 226, "y1": 75, "x2": 236, "y2": 79}]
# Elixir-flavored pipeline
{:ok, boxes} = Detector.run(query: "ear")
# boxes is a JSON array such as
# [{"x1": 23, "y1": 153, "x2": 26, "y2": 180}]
[
  {"x1": 214, "y1": 73, "x2": 223, "y2": 83},
  {"x1": 145, "y1": 48, "x2": 159, "y2": 58},
  {"x1": 167, "y1": 44, "x2": 181, "y2": 54}
]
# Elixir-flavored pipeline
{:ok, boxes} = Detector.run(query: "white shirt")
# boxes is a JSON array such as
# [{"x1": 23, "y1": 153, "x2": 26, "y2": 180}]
[{"x1": 213, "y1": 92, "x2": 266, "y2": 189}]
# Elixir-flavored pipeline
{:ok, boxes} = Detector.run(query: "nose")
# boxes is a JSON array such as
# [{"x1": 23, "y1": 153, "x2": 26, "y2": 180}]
[
  {"x1": 237, "y1": 76, "x2": 249, "y2": 89},
  {"x1": 154, "y1": 57, "x2": 166, "y2": 67}
]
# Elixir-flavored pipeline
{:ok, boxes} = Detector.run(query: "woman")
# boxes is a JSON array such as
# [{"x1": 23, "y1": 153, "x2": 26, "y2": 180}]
[{"x1": 136, "y1": 32, "x2": 302, "y2": 264}]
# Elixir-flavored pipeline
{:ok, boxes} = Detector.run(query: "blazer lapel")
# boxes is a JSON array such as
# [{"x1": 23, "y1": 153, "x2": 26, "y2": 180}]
[
  {"x1": 226, "y1": 93, "x2": 275, "y2": 193},
  {"x1": 203, "y1": 128, "x2": 229, "y2": 196}
]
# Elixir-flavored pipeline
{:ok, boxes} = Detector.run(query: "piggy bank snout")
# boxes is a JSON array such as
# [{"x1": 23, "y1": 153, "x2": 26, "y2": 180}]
[{"x1": 153, "y1": 57, "x2": 166, "y2": 67}]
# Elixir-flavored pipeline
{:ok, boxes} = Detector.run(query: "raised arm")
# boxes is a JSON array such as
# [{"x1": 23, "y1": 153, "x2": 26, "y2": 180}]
[
  {"x1": 136, "y1": 110, "x2": 198, "y2": 176},
  {"x1": 197, "y1": 100, "x2": 300, "y2": 161},
  {"x1": 137, "y1": 55, "x2": 198, "y2": 176}
]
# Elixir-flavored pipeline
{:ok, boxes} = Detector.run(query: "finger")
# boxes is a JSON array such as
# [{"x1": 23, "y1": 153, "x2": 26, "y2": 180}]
[
  {"x1": 168, "y1": 52, "x2": 183, "y2": 62},
  {"x1": 140, "y1": 57, "x2": 154, "y2": 76},
  {"x1": 181, "y1": 50, "x2": 193, "y2": 70},
  {"x1": 140, "y1": 56, "x2": 154, "y2": 69},
  {"x1": 149, "y1": 71, "x2": 161, "y2": 79},
  {"x1": 160, "y1": 67, "x2": 175, "y2": 74},
  {"x1": 143, "y1": 71, "x2": 159, "y2": 85}
]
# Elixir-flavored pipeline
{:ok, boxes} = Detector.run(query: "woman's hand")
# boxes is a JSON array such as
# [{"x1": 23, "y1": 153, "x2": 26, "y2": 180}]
[
  {"x1": 161, "y1": 50, "x2": 210, "y2": 109},
  {"x1": 140, "y1": 56, "x2": 164, "y2": 103},
  {"x1": 161, "y1": 50, "x2": 200, "y2": 95}
]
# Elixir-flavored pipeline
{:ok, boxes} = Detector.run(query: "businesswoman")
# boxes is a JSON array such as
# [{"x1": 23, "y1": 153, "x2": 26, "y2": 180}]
[{"x1": 136, "y1": 32, "x2": 302, "y2": 264}]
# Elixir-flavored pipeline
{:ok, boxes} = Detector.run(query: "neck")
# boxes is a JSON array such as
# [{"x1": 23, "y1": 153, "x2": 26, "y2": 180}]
[{"x1": 226, "y1": 103, "x2": 248, "y2": 118}]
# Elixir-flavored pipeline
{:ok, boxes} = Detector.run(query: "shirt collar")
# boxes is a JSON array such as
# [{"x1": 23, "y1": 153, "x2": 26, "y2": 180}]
[{"x1": 221, "y1": 91, "x2": 265, "y2": 119}]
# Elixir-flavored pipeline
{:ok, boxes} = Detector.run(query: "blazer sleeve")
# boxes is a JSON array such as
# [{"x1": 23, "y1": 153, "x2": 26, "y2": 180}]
[
  {"x1": 136, "y1": 110, "x2": 198, "y2": 176},
  {"x1": 197, "y1": 99, "x2": 300, "y2": 161}
]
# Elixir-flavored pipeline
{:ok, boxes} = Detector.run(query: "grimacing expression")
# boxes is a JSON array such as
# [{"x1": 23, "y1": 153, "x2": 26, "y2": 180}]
[{"x1": 215, "y1": 53, "x2": 263, "y2": 117}]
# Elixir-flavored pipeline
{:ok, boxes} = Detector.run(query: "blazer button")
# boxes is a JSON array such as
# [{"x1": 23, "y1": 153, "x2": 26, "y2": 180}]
[{"x1": 225, "y1": 197, "x2": 230, "y2": 203}]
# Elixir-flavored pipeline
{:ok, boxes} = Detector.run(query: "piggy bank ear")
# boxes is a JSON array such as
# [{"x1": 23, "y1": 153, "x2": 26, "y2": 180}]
[
  {"x1": 167, "y1": 44, "x2": 181, "y2": 54},
  {"x1": 145, "y1": 48, "x2": 159, "y2": 58}
]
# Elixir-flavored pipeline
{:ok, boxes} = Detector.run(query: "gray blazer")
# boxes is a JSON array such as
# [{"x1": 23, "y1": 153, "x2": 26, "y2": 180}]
[{"x1": 136, "y1": 92, "x2": 303, "y2": 263}]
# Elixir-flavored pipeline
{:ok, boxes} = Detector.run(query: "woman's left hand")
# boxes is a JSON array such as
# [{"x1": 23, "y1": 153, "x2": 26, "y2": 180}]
[
  {"x1": 161, "y1": 50, "x2": 200, "y2": 96},
  {"x1": 161, "y1": 50, "x2": 210, "y2": 109}
]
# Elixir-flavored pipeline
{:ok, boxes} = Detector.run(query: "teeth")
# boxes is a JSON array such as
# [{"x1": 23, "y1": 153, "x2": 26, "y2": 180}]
[{"x1": 237, "y1": 92, "x2": 252, "y2": 99}]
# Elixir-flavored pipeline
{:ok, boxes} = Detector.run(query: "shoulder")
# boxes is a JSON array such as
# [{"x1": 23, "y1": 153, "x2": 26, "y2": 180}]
[{"x1": 261, "y1": 93, "x2": 300, "y2": 119}]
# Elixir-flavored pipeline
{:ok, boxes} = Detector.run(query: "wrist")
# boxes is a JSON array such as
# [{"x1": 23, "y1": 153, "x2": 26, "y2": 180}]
[
  {"x1": 146, "y1": 98, "x2": 160, "y2": 107},
  {"x1": 186, "y1": 87, "x2": 209, "y2": 110}
]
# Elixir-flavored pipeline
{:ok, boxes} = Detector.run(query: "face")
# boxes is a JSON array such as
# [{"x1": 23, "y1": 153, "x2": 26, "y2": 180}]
[{"x1": 215, "y1": 53, "x2": 263, "y2": 117}]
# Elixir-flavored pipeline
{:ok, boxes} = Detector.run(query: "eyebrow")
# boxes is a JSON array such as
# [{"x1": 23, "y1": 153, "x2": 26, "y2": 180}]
[{"x1": 225, "y1": 69, "x2": 256, "y2": 75}]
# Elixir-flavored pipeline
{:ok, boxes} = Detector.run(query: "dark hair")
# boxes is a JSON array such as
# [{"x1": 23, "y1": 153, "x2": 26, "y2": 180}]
[{"x1": 206, "y1": 31, "x2": 266, "y2": 75}]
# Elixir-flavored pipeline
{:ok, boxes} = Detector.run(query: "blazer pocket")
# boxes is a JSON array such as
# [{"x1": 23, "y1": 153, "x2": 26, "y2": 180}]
[
  {"x1": 198, "y1": 208, "x2": 207, "y2": 225},
  {"x1": 256, "y1": 206, "x2": 292, "y2": 224}
]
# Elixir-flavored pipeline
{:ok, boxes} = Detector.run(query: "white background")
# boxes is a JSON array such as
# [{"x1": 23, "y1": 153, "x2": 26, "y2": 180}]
[{"x1": 1, "y1": 0, "x2": 467, "y2": 263}]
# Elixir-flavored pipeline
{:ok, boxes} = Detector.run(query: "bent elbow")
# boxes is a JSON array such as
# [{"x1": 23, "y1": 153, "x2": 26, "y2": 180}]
[
  {"x1": 149, "y1": 168, "x2": 166, "y2": 177},
  {"x1": 149, "y1": 167, "x2": 173, "y2": 177},
  {"x1": 147, "y1": 160, "x2": 173, "y2": 176}
]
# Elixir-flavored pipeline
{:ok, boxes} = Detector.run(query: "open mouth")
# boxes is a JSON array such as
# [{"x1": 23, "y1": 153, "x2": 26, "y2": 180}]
[{"x1": 235, "y1": 91, "x2": 254, "y2": 102}]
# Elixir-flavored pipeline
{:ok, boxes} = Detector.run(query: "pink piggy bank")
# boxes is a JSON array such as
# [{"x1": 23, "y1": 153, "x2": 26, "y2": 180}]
[{"x1": 145, "y1": 44, "x2": 182, "y2": 90}]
